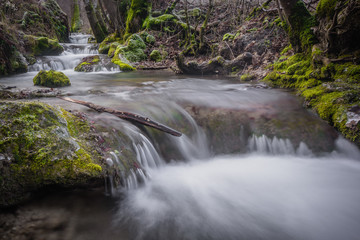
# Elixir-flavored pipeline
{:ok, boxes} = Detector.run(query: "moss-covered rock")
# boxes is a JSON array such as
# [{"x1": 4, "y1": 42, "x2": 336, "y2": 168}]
[
  {"x1": 111, "y1": 50, "x2": 136, "y2": 72},
  {"x1": 33, "y1": 70, "x2": 71, "y2": 88},
  {"x1": 112, "y1": 34, "x2": 147, "y2": 63},
  {"x1": 0, "y1": 101, "x2": 103, "y2": 207},
  {"x1": 74, "y1": 55, "x2": 100, "y2": 72},
  {"x1": 98, "y1": 33, "x2": 122, "y2": 54},
  {"x1": 264, "y1": 46, "x2": 360, "y2": 146},
  {"x1": 25, "y1": 36, "x2": 64, "y2": 56}
]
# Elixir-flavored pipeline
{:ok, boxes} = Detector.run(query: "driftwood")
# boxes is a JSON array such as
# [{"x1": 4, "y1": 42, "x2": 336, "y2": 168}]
[{"x1": 58, "y1": 97, "x2": 182, "y2": 137}]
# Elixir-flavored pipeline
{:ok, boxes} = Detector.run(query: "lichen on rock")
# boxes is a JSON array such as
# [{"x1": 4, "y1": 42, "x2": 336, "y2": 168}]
[{"x1": 33, "y1": 70, "x2": 71, "y2": 88}]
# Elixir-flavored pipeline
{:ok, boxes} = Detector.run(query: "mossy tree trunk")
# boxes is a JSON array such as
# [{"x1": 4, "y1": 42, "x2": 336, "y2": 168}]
[
  {"x1": 83, "y1": 0, "x2": 108, "y2": 42},
  {"x1": 199, "y1": 0, "x2": 214, "y2": 52},
  {"x1": 125, "y1": 0, "x2": 151, "y2": 37},
  {"x1": 279, "y1": 0, "x2": 317, "y2": 52},
  {"x1": 71, "y1": 0, "x2": 81, "y2": 32}
]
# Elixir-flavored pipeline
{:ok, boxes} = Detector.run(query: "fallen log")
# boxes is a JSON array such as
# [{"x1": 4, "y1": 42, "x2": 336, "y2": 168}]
[{"x1": 58, "y1": 97, "x2": 182, "y2": 137}]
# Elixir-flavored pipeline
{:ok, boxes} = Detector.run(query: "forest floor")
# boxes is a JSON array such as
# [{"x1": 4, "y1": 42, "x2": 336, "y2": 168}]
[{"x1": 134, "y1": 2, "x2": 288, "y2": 81}]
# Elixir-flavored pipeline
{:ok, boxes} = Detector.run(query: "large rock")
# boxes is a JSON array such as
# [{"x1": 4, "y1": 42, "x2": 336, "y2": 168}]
[
  {"x1": 24, "y1": 36, "x2": 64, "y2": 56},
  {"x1": 33, "y1": 70, "x2": 70, "y2": 87},
  {"x1": 0, "y1": 101, "x2": 104, "y2": 207}
]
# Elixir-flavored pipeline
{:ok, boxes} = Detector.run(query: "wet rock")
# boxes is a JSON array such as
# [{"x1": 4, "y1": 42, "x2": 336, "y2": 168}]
[
  {"x1": 74, "y1": 55, "x2": 100, "y2": 72},
  {"x1": 33, "y1": 70, "x2": 70, "y2": 88},
  {"x1": 0, "y1": 101, "x2": 104, "y2": 207},
  {"x1": 24, "y1": 36, "x2": 64, "y2": 56}
]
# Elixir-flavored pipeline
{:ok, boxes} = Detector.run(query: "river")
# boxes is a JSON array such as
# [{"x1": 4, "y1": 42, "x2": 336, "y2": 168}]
[{"x1": 1, "y1": 34, "x2": 360, "y2": 240}]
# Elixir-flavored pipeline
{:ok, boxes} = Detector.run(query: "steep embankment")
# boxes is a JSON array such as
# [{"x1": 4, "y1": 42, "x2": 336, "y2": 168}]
[
  {"x1": 264, "y1": 0, "x2": 360, "y2": 146},
  {"x1": 0, "y1": 0, "x2": 69, "y2": 75}
]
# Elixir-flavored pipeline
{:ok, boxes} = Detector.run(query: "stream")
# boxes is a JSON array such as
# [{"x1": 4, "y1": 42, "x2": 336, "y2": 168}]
[{"x1": 1, "y1": 34, "x2": 360, "y2": 240}]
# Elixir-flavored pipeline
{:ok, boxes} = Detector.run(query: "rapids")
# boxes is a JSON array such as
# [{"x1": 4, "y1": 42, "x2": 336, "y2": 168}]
[{"x1": 1, "y1": 34, "x2": 360, "y2": 240}]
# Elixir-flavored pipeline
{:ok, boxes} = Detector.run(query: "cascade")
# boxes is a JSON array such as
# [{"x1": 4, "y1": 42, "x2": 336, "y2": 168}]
[{"x1": 28, "y1": 33, "x2": 119, "y2": 72}]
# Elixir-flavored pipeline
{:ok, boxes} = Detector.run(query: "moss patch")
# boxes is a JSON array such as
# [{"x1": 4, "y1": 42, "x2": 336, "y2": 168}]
[
  {"x1": 0, "y1": 101, "x2": 103, "y2": 207},
  {"x1": 33, "y1": 70, "x2": 71, "y2": 87},
  {"x1": 25, "y1": 36, "x2": 64, "y2": 56},
  {"x1": 74, "y1": 55, "x2": 101, "y2": 72},
  {"x1": 264, "y1": 46, "x2": 360, "y2": 146}
]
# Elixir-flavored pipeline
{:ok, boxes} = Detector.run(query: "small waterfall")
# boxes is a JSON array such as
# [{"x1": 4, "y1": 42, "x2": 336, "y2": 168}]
[
  {"x1": 28, "y1": 33, "x2": 118, "y2": 72},
  {"x1": 103, "y1": 103, "x2": 211, "y2": 194},
  {"x1": 248, "y1": 135, "x2": 313, "y2": 156}
]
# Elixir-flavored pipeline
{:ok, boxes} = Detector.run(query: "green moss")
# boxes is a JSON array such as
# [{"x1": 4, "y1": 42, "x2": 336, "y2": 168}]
[
  {"x1": 125, "y1": 0, "x2": 151, "y2": 35},
  {"x1": 74, "y1": 55, "x2": 101, "y2": 72},
  {"x1": 108, "y1": 42, "x2": 120, "y2": 57},
  {"x1": 240, "y1": 74, "x2": 255, "y2": 81},
  {"x1": 111, "y1": 46, "x2": 136, "y2": 71},
  {"x1": 112, "y1": 34, "x2": 147, "y2": 63},
  {"x1": 149, "y1": 49, "x2": 163, "y2": 62},
  {"x1": 223, "y1": 33, "x2": 235, "y2": 41},
  {"x1": 0, "y1": 101, "x2": 103, "y2": 206},
  {"x1": 25, "y1": 36, "x2": 64, "y2": 56},
  {"x1": 145, "y1": 34, "x2": 155, "y2": 45},
  {"x1": 99, "y1": 33, "x2": 122, "y2": 54},
  {"x1": 316, "y1": 0, "x2": 338, "y2": 18},
  {"x1": 33, "y1": 70, "x2": 71, "y2": 87},
  {"x1": 287, "y1": 0, "x2": 317, "y2": 52},
  {"x1": 71, "y1": 0, "x2": 81, "y2": 32}
]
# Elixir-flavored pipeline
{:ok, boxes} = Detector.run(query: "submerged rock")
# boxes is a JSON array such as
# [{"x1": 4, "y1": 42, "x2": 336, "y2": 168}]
[
  {"x1": 33, "y1": 70, "x2": 70, "y2": 87},
  {"x1": 0, "y1": 101, "x2": 104, "y2": 207}
]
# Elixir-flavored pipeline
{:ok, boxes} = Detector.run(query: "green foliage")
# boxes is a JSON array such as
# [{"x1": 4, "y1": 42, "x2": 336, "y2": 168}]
[{"x1": 33, "y1": 70, "x2": 71, "y2": 87}]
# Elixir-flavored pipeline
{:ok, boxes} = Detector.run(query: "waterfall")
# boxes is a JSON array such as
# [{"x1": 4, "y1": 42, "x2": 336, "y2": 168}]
[{"x1": 28, "y1": 33, "x2": 119, "y2": 72}]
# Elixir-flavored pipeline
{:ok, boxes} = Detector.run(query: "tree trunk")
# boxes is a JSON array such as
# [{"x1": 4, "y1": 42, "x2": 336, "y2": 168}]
[
  {"x1": 199, "y1": 0, "x2": 213, "y2": 52},
  {"x1": 83, "y1": 0, "x2": 107, "y2": 42},
  {"x1": 125, "y1": 0, "x2": 151, "y2": 37},
  {"x1": 278, "y1": 0, "x2": 316, "y2": 52}
]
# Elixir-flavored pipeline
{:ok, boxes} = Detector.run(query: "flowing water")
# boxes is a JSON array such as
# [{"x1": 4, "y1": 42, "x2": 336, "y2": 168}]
[{"x1": 1, "y1": 34, "x2": 360, "y2": 240}]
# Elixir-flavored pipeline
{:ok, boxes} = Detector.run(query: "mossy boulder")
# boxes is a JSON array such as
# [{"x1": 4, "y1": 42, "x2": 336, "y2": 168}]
[
  {"x1": 33, "y1": 70, "x2": 71, "y2": 88},
  {"x1": 111, "y1": 49, "x2": 136, "y2": 71},
  {"x1": 0, "y1": 101, "x2": 103, "y2": 207},
  {"x1": 74, "y1": 55, "x2": 101, "y2": 72},
  {"x1": 150, "y1": 49, "x2": 167, "y2": 62},
  {"x1": 25, "y1": 36, "x2": 64, "y2": 56},
  {"x1": 111, "y1": 34, "x2": 147, "y2": 66}
]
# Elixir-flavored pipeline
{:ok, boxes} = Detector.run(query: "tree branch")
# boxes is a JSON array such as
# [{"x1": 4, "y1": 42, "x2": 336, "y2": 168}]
[{"x1": 58, "y1": 97, "x2": 182, "y2": 137}]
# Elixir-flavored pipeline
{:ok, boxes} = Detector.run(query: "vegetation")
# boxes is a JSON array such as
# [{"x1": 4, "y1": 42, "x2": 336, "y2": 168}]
[
  {"x1": 0, "y1": 101, "x2": 103, "y2": 206},
  {"x1": 33, "y1": 70, "x2": 71, "y2": 87}
]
